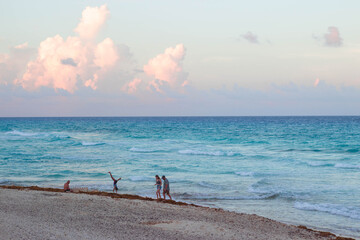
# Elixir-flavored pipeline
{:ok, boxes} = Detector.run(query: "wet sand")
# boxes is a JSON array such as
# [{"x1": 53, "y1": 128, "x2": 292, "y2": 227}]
[{"x1": 0, "y1": 186, "x2": 354, "y2": 240}]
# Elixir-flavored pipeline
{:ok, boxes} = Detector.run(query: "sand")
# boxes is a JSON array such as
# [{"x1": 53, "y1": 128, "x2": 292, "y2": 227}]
[{"x1": 0, "y1": 186, "x2": 354, "y2": 240}]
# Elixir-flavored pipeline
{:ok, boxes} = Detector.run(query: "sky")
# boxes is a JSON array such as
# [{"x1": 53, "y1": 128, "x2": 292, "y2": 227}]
[{"x1": 0, "y1": 0, "x2": 359, "y2": 116}]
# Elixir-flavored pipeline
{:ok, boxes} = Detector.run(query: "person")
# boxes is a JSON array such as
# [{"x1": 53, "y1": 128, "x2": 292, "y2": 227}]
[
  {"x1": 64, "y1": 180, "x2": 72, "y2": 192},
  {"x1": 108, "y1": 172, "x2": 121, "y2": 193},
  {"x1": 162, "y1": 175, "x2": 172, "y2": 200},
  {"x1": 155, "y1": 175, "x2": 162, "y2": 199}
]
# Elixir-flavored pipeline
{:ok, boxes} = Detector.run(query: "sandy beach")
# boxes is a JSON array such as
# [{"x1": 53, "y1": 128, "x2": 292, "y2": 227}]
[{"x1": 0, "y1": 186, "x2": 354, "y2": 240}]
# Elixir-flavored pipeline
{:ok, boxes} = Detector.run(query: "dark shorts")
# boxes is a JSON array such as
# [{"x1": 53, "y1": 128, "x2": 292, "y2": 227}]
[{"x1": 163, "y1": 189, "x2": 170, "y2": 194}]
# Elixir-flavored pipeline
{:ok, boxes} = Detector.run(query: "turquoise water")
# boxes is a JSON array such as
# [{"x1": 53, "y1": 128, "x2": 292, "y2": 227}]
[{"x1": 0, "y1": 117, "x2": 359, "y2": 238}]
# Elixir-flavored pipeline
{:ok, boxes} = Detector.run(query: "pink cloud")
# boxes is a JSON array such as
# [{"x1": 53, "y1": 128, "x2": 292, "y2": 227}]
[
  {"x1": 0, "y1": 44, "x2": 35, "y2": 86},
  {"x1": 85, "y1": 73, "x2": 99, "y2": 90},
  {"x1": 143, "y1": 44, "x2": 188, "y2": 92},
  {"x1": 14, "y1": 42, "x2": 28, "y2": 49},
  {"x1": 75, "y1": 5, "x2": 110, "y2": 40},
  {"x1": 122, "y1": 78, "x2": 142, "y2": 94},
  {"x1": 16, "y1": 35, "x2": 87, "y2": 92},
  {"x1": 324, "y1": 26, "x2": 342, "y2": 47},
  {"x1": 94, "y1": 38, "x2": 118, "y2": 68},
  {"x1": 314, "y1": 78, "x2": 320, "y2": 87},
  {"x1": 15, "y1": 5, "x2": 121, "y2": 93}
]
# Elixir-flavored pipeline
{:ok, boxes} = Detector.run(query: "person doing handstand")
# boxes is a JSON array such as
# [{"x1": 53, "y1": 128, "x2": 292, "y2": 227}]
[{"x1": 108, "y1": 172, "x2": 121, "y2": 193}]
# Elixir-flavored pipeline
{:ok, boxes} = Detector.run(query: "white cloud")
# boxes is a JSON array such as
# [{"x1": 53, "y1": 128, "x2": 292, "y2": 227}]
[
  {"x1": 74, "y1": 5, "x2": 110, "y2": 40},
  {"x1": 142, "y1": 44, "x2": 188, "y2": 92},
  {"x1": 14, "y1": 5, "x2": 128, "y2": 93},
  {"x1": 122, "y1": 78, "x2": 142, "y2": 94}
]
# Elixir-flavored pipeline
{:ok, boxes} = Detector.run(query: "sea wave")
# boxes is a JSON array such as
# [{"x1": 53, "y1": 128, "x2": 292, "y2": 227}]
[
  {"x1": 294, "y1": 202, "x2": 360, "y2": 220},
  {"x1": 128, "y1": 176, "x2": 153, "y2": 182},
  {"x1": 248, "y1": 179, "x2": 308, "y2": 201},
  {"x1": 0, "y1": 179, "x2": 12, "y2": 185},
  {"x1": 178, "y1": 149, "x2": 239, "y2": 156},
  {"x1": 346, "y1": 148, "x2": 359, "y2": 153},
  {"x1": 81, "y1": 142, "x2": 106, "y2": 146},
  {"x1": 334, "y1": 163, "x2": 360, "y2": 169},
  {"x1": 6, "y1": 130, "x2": 41, "y2": 137},
  {"x1": 129, "y1": 147, "x2": 166, "y2": 153},
  {"x1": 306, "y1": 161, "x2": 334, "y2": 167},
  {"x1": 198, "y1": 181, "x2": 222, "y2": 189},
  {"x1": 175, "y1": 192, "x2": 279, "y2": 201},
  {"x1": 4, "y1": 130, "x2": 72, "y2": 141},
  {"x1": 235, "y1": 171, "x2": 254, "y2": 176}
]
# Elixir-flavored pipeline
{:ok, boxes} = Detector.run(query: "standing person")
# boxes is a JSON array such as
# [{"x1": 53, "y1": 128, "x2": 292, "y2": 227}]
[
  {"x1": 108, "y1": 172, "x2": 121, "y2": 193},
  {"x1": 162, "y1": 175, "x2": 172, "y2": 200},
  {"x1": 155, "y1": 175, "x2": 162, "y2": 199}
]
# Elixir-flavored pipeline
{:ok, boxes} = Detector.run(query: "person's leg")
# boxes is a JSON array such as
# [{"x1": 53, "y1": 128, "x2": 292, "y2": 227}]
[
  {"x1": 168, "y1": 193, "x2": 172, "y2": 200},
  {"x1": 163, "y1": 191, "x2": 166, "y2": 200}
]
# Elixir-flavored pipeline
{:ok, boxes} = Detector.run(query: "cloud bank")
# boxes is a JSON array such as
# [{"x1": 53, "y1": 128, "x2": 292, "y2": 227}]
[{"x1": 14, "y1": 5, "x2": 122, "y2": 93}]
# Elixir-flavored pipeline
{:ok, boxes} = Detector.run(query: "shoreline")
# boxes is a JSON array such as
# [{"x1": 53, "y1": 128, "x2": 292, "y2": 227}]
[{"x1": 0, "y1": 185, "x2": 355, "y2": 240}]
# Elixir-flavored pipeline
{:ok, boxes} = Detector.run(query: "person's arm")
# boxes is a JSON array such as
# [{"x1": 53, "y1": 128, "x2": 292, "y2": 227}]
[
  {"x1": 117, "y1": 177, "x2": 121, "y2": 181},
  {"x1": 108, "y1": 172, "x2": 115, "y2": 181}
]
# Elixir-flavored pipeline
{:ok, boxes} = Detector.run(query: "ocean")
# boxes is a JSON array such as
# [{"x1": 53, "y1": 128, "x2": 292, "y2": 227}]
[{"x1": 0, "y1": 116, "x2": 359, "y2": 238}]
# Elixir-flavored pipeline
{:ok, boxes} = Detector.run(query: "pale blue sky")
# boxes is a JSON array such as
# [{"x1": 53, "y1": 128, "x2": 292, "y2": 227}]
[{"x1": 0, "y1": 0, "x2": 359, "y2": 116}]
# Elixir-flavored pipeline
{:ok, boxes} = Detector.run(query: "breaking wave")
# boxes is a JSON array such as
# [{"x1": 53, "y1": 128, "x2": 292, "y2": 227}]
[
  {"x1": 294, "y1": 202, "x2": 360, "y2": 220},
  {"x1": 178, "y1": 149, "x2": 240, "y2": 156}
]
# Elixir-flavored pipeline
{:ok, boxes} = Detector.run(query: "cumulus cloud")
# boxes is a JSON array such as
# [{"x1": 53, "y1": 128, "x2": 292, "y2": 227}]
[
  {"x1": 241, "y1": 31, "x2": 259, "y2": 44},
  {"x1": 143, "y1": 44, "x2": 188, "y2": 93},
  {"x1": 323, "y1": 26, "x2": 342, "y2": 47},
  {"x1": 74, "y1": 5, "x2": 110, "y2": 40},
  {"x1": 0, "y1": 44, "x2": 35, "y2": 86},
  {"x1": 14, "y1": 5, "x2": 127, "y2": 93},
  {"x1": 122, "y1": 78, "x2": 142, "y2": 94},
  {"x1": 94, "y1": 38, "x2": 118, "y2": 68}
]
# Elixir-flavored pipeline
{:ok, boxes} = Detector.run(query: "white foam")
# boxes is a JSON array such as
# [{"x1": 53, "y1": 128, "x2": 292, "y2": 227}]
[
  {"x1": 128, "y1": 176, "x2": 153, "y2": 182},
  {"x1": 177, "y1": 192, "x2": 278, "y2": 200},
  {"x1": 334, "y1": 163, "x2": 360, "y2": 169},
  {"x1": 0, "y1": 179, "x2": 12, "y2": 184},
  {"x1": 178, "y1": 149, "x2": 238, "y2": 156},
  {"x1": 81, "y1": 142, "x2": 105, "y2": 146},
  {"x1": 6, "y1": 130, "x2": 40, "y2": 137},
  {"x1": 294, "y1": 202, "x2": 360, "y2": 220},
  {"x1": 129, "y1": 147, "x2": 157, "y2": 153},
  {"x1": 235, "y1": 171, "x2": 254, "y2": 176}
]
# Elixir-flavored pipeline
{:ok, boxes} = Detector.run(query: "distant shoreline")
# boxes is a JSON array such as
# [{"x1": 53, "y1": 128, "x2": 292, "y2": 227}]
[{"x1": 0, "y1": 185, "x2": 355, "y2": 240}]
